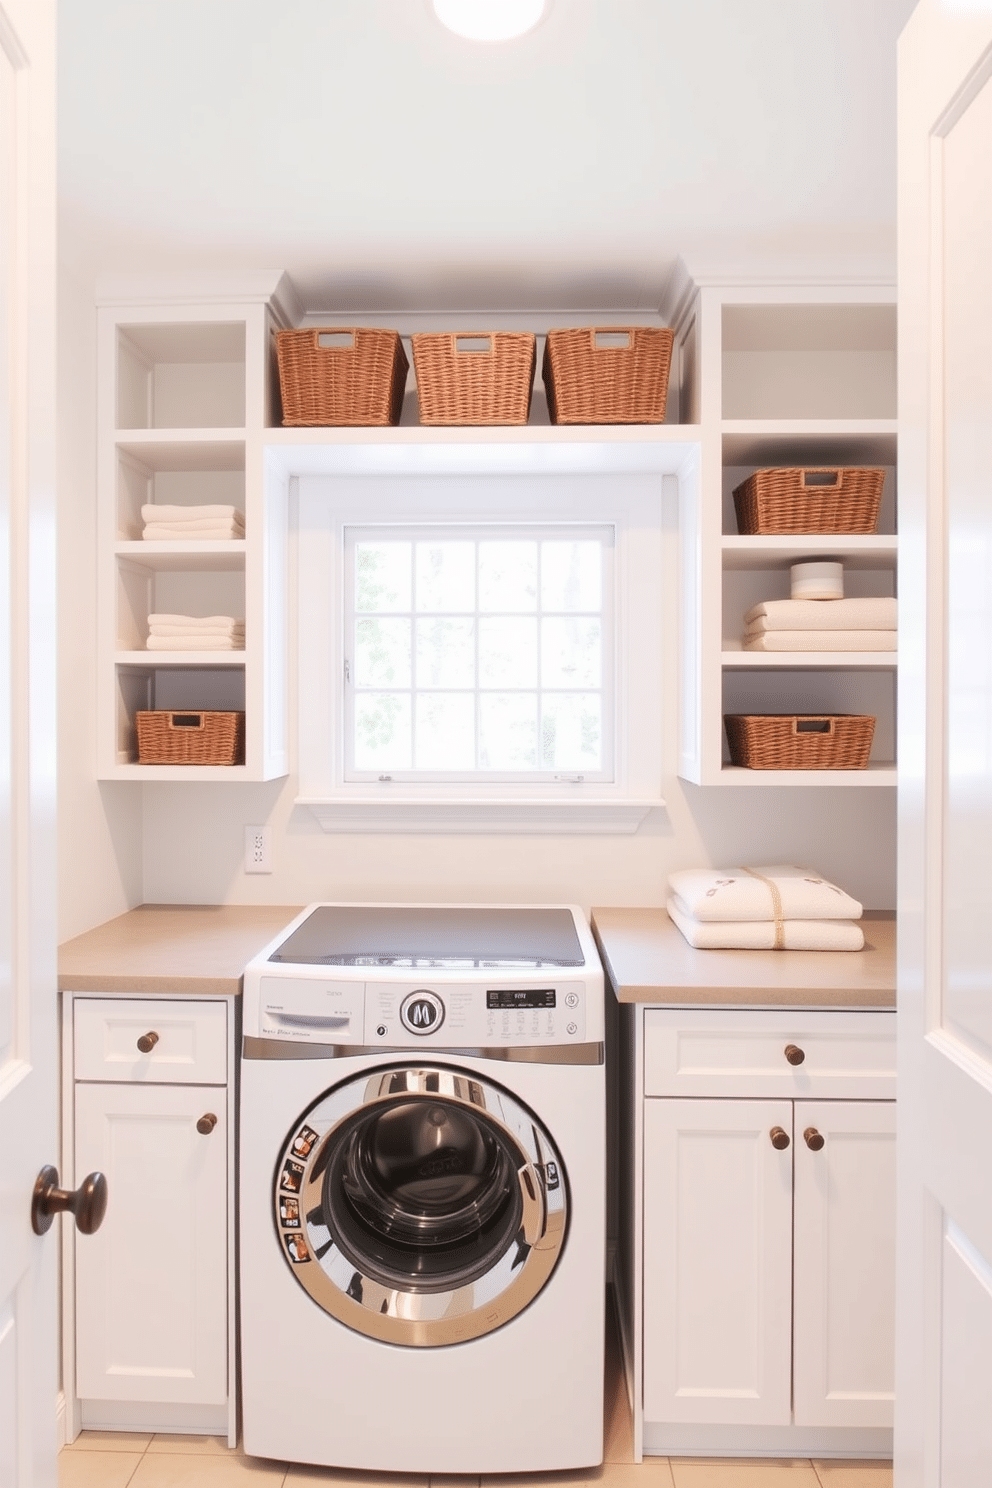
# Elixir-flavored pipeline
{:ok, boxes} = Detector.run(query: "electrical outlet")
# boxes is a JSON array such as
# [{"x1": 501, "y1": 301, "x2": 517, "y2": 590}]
[{"x1": 244, "y1": 825, "x2": 272, "y2": 874}]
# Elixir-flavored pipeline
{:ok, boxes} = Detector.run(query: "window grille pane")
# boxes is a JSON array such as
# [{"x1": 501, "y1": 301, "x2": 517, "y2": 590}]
[
  {"x1": 541, "y1": 617, "x2": 602, "y2": 689},
  {"x1": 345, "y1": 521, "x2": 613, "y2": 782},
  {"x1": 415, "y1": 541, "x2": 476, "y2": 612},
  {"x1": 355, "y1": 693, "x2": 411, "y2": 770},
  {"x1": 479, "y1": 540, "x2": 538, "y2": 613},
  {"x1": 541, "y1": 540, "x2": 602, "y2": 612},
  {"x1": 541, "y1": 693, "x2": 602, "y2": 771},
  {"x1": 354, "y1": 617, "x2": 411, "y2": 688},
  {"x1": 479, "y1": 693, "x2": 539, "y2": 770},
  {"x1": 355, "y1": 542, "x2": 411, "y2": 613},
  {"x1": 415, "y1": 618, "x2": 476, "y2": 688},
  {"x1": 415, "y1": 693, "x2": 476, "y2": 769},
  {"x1": 479, "y1": 616, "x2": 538, "y2": 688}
]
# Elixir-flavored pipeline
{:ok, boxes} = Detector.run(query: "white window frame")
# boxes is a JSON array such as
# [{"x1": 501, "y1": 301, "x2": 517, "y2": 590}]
[{"x1": 295, "y1": 471, "x2": 667, "y2": 834}]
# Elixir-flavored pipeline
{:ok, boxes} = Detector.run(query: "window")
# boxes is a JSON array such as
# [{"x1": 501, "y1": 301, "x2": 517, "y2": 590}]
[
  {"x1": 344, "y1": 524, "x2": 614, "y2": 782},
  {"x1": 295, "y1": 471, "x2": 668, "y2": 833}
]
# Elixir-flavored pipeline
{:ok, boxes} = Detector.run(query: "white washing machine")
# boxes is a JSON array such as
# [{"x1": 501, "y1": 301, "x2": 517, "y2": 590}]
[{"x1": 239, "y1": 902, "x2": 606, "y2": 1475}]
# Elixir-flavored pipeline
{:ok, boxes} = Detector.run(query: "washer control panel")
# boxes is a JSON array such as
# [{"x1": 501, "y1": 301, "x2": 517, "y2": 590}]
[{"x1": 253, "y1": 974, "x2": 588, "y2": 1046}]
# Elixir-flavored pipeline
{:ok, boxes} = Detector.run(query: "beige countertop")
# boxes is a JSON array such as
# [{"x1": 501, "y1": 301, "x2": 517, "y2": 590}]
[
  {"x1": 58, "y1": 904, "x2": 304, "y2": 996},
  {"x1": 590, "y1": 907, "x2": 896, "y2": 1008}
]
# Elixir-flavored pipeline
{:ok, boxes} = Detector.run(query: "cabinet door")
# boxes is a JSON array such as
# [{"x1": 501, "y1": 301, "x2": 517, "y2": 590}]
[
  {"x1": 643, "y1": 1098, "x2": 793, "y2": 1426},
  {"x1": 793, "y1": 1099, "x2": 896, "y2": 1428},
  {"x1": 73, "y1": 1082, "x2": 228, "y2": 1405}
]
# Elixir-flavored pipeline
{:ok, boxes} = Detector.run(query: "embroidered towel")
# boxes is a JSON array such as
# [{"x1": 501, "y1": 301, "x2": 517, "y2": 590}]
[
  {"x1": 666, "y1": 897, "x2": 865, "y2": 951},
  {"x1": 743, "y1": 597, "x2": 896, "y2": 630},
  {"x1": 667, "y1": 865, "x2": 863, "y2": 923}
]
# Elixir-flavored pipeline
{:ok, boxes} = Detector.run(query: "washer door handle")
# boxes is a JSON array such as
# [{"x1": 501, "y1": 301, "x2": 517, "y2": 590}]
[{"x1": 517, "y1": 1161, "x2": 548, "y2": 1248}]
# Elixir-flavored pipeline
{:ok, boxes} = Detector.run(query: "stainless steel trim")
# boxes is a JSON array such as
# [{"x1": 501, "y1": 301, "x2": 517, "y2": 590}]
[
  {"x1": 273, "y1": 1061, "x2": 569, "y2": 1346},
  {"x1": 244, "y1": 1034, "x2": 603, "y2": 1066}
]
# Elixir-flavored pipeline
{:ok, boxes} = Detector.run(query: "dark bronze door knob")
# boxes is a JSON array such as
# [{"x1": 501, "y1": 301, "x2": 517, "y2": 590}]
[
  {"x1": 31, "y1": 1166, "x2": 108, "y2": 1236},
  {"x1": 769, "y1": 1126, "x2": 791, "y2": 1150}
]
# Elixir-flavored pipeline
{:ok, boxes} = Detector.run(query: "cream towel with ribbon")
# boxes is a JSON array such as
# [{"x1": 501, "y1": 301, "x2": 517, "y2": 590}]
[
  {"x1": 666, "y1": 897, "x2": 865, "y2": 951},
  {"x1": 668, "y1": 864, "x2": 863, "y2": 923}
]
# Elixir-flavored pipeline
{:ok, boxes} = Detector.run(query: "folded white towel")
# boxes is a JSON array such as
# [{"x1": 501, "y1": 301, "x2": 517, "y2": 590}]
[
  {"x1": 143, "y1": 523, "x2": 244, "y2": 541},
  {"x1": 743, "y1": 597, "x2": 897, "y2": 630},
  {"x1": 742, "y1": 630, "x2": 897, "y2": 652},
  {"x1": 667, "y1": 897, "x2": 865, "y2": 951},
  {"x1": 148, "y1": 614, "x2": 243, "y2": 628},
  {"x1": 142, "y1": 504, "x2": 245, "y2": 524},
  {"x1": 145, "y1": 635, "x2": 245, "y2": 651},
  {"x1": 668, "y1": 864, "x2": 863, "y2": 923}
]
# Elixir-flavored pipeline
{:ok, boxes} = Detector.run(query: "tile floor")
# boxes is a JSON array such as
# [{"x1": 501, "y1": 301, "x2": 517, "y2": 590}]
[{"x1": 59, "y1": 1311, "x2": 892, "y2": 1488}]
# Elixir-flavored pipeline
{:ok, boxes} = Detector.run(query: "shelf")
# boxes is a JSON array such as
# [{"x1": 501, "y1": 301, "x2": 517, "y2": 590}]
[
  {"x1": 115, "y1": 651, "x2": 246, "y2": 667},
  {"x1": 721, "y1": 536, "x2": 897, "y2": 570},
  {"x1": 114, "y1": 542, "x2": 246, "y2": 572},
  {"x1": 105, "y1": 762, "x2": 255, "y2": 783},
  {"x1": 115, "y1": 434, "x2": 246, "y2": 470},
  {"x1": 717, "y1": 763, "x2": 897, "y2": 788},
  {"x1": 264, "y1": 423, "x2": 701, "y2": 478},
  {"x1": 721, "y1": 652, "x2": 897, "y2": 668}
]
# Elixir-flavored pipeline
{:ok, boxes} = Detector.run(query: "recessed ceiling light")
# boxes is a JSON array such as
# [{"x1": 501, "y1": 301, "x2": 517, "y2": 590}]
[{"x1": 432, "y1": 0, "x2": 547, "y2": 42}]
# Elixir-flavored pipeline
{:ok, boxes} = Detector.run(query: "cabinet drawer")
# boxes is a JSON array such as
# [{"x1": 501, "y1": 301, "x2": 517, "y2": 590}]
[
  {"x1": 643, "y1": 1009, "x2": 896, "y2": 1100},
  {"x1": 74, "y1": 998, "x2": 227, "y2": 1084}
]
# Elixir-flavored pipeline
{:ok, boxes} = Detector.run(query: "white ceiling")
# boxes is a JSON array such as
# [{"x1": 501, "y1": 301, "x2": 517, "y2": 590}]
[{"x1": 57, "y1": 0, "x2": 919, "y2": 314}]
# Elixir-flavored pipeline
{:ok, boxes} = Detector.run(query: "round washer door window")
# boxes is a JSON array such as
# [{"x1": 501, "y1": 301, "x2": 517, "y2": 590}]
[{"x1": 273, "y1": 1063, "x2": 568, "y2": 1347}]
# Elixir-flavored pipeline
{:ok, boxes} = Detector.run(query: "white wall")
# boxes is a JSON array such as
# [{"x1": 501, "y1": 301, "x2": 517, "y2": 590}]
[
  {"x1": 138, "y1": 482, "x2": 897, "y2": 915},
  {"x1": 57, "y1": 262, "x2": 142, "y2": 940}
]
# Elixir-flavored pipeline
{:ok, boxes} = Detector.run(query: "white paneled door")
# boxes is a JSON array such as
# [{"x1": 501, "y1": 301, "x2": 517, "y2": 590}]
[
  {"x1": 0, "y1": 2, "x2": 58, "y2": 1485},
  {"x1": 897, "y1": 3, "x2": 992, "y2": 1485}
]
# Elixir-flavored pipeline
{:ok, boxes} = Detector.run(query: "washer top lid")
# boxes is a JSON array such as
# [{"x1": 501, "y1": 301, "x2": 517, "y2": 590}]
[{"x1": 267, "y1": 905, "x2": 585, "y2": 969}]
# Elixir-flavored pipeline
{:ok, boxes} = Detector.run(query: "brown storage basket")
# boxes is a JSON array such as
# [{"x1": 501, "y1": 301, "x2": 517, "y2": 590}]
[
  {"x1": 543, "y1": 326, "x2": 674, "y2": 425},
  {"x1": 411, "y1": 332, "x2": 536, "y2": 426},
  {"x1": 276, "y1": 328, "x2": 408, "y2": 427},
  {"x1": 136, "y1": 710, "x2": 245, "y2": 766},
  {"x1": 724, "y1": 714, "x2": 876, "y2": 771},
  {"x1": 732, "y1": 467, "x2": 884, "y2": 535}
]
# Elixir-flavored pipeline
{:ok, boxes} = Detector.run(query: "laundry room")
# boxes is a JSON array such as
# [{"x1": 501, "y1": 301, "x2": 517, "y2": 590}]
[{"x1": 11, "y1": 1, "x2": 987, "y2": 1486}]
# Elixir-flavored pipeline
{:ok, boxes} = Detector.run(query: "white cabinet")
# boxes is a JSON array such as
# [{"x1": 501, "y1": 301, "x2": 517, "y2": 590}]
[
  {"x1": 61, "y1": 995, "x2": 238, "y2": 1444},
  {"x1": 674, "y1": 283, "x2": 898, "y2": 786},
  {"x1": 621, "y1": 1005, "x2": 896, "y2": 1460}
]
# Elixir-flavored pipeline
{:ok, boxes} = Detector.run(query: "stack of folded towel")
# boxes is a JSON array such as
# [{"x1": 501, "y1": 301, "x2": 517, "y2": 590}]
[
  {"x1": 141, "y1": 504, "x2": 245, "y2": 541},
  {"x1": 145, "y1": 614, "x2": 245, "y2": 651},
  {"x1": 742, "y1": 596, "x2": 896, "y2": 652},
  {"x1": 667, "y1": 864, "x2": 865, "y2": 950}
]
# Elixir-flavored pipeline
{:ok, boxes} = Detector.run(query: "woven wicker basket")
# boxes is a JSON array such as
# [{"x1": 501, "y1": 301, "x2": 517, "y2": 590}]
[
  {"x1": 543, "y1": 326, "x2": 674, "y2": 425},
  {"x1": 724, "y1": 714, "x2": 876, "y2": 771},
  {"x1": 732, "y1": 467, "x2": 884, "y2": 535},
  {"x1": 276, "y1": 328, "x2": 408, "y2": 427},
  {"x1": 136, "y1": 710, "x2": 245, "y2": 766},
  {"x1": 411, "y1": 332, "x2": 536, "y2": 426}
]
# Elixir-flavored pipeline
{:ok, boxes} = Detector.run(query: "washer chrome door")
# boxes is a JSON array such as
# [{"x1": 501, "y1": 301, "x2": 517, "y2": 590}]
[{"x1": 273, "y1": 1063, "x2": 568, "y2": 1346}]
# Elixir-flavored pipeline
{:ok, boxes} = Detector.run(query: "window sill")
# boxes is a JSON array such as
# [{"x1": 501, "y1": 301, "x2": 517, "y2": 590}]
[{"x1": 297, "y1": 797, "x2": 665, "y2": 835}]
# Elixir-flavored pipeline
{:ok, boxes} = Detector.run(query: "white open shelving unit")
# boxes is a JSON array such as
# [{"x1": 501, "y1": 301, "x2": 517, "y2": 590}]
[
  {"x1": 97, "y1": 276, "x2": 896, "y2": 790},
  {"x1": 675, "y1": 282, "x2": 898, "y2": 787}
]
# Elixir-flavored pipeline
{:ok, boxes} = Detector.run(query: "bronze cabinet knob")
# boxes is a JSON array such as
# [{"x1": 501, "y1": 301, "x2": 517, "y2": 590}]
[
  {"x1": 769, "y1": 1126, "x2": 791, "y2": 1150},
  {"x1": 31, "y1": 1166, "x2": 108, "y2": 1236},
  {"x1": 136, "y1": 1031, "x2": 159, "y2": 1053},
  {"x1": 784, "y1": 1044, "x2": 805, "y2": 1066},
  {"x1": 196, "y1": 1113, "x2": 218, "y2": 1135},
  {"x1": 803, "y1": 1127, "x2": 825, "y2": 1151}
]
